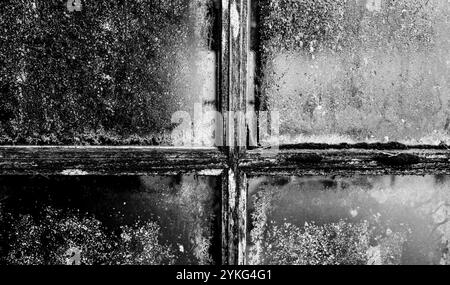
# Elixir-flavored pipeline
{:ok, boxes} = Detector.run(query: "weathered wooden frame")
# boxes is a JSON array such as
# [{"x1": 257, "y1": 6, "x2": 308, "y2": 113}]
[{"x1": 2, "y1": 0, "x2": 450, "y2": 266}]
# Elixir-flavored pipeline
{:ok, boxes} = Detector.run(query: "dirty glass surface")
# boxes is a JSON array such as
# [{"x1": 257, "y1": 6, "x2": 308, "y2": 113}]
[
  {"x1": 0, "y1": 0, "x2": 218, "y2": 146},
  {"x1": 0, "y1": 175, "x2": 220, "y2": 265},
  {"x1": 248, "y1": 176, "x2": 450, "y2": 265},
  {"x1": 252, "y1": 0, "x2": 450, "y2": 145}
]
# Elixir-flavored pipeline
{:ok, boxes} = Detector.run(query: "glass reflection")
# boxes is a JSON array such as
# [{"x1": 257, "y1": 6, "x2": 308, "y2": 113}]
[
  {"x1": 0, "y1": 0, "x2": 218, "y2": 146},
  {"x1": 252, "y1": 0, "x2": 450, "y2": 145},
  {"x1": 0, "y1": 175, "x2": 220, "y2": 265},
  {"x1": 248, "y1": 176, "x2": 450, "y2": 265}
]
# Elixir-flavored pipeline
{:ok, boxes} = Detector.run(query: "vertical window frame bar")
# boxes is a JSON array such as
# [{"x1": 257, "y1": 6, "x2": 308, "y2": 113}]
[{"x1": 220, "y1": 0, "x2": 250, "y2": 265}]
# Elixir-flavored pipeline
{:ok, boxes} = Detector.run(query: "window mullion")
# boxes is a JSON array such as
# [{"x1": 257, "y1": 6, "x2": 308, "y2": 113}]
[{"x1": 220, "y1": 0, "x2": 250, "y2": 265}]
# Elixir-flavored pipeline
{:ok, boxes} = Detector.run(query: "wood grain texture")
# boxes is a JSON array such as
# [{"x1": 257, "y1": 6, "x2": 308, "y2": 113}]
[
  {"x1": 242, "y1": 148, "x2": 450, "y2": 176},
  {"x1": 221, "y1": 170, "x2": 230, "y2": 265},
  {"x1": 220, "y1": 0, "x2": 231, "y2": 151},
  {"x1": 0, "y1": 146, "x2": 227, "y2": 175},
  {"x1": 237, "y1": 171, "x2": 247, "y2": 265},
  {"x1": 220, "y1": 0, "x2": 250, "y2": 265},
  {"x1": 222, "y1": 169, "x2": 247, "y2": 265}
]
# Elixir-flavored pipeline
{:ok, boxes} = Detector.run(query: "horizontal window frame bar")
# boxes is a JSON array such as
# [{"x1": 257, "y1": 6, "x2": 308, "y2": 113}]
[
  {"x1": 241, "y1": 148, "x2": 450, "y2": 176},
  {"x1": 271, "y1": 142, "x2": 450, "y2": 151},
  {"x1": 0, "y1": 146, "x2": 227, "y2": 176}
]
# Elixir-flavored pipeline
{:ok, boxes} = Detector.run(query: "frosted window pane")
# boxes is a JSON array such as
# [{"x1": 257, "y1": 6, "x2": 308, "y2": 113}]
[
  {"x1": 248, "y1": 176, "x2": 450, "y2": 265},
  {"x1": 0, "y1": 176, "x2": 220, "y2": 265},
  {"x1": 253, "y1": 0, "x2": 450, "y2": 145},
  {"x1": 0, "y1": 0, "x2": 218, "y2": 146}
]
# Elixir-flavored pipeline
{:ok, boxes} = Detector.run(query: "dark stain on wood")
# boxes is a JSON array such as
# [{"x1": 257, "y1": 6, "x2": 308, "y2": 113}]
[
  {"x1": 242, "y1": 148, "x2": 450, "y2": 176},
  {"x1": 374, "y1": 153, "x2": 421, "y2": 167},
  {"x1": 285, "y1": 153, "x2": 323, "y2": 164},
  {"x1": 274, "y1": 142, "x2": 449, "y2": 150}
]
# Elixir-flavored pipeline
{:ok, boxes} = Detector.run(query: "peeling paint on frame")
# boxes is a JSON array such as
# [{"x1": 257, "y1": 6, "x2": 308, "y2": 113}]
[
  {"x1": 230, "y1": 1, "x2": 240, "y2": 39},
  {"x1": 197, "y1": 169, "x2": 224, "y2": 176},
  {"x1": 61, "y1": 169, "x2": 89, "y2": 176}
]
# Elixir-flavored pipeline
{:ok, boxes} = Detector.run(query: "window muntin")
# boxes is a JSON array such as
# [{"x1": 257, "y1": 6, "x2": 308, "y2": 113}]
[
  {"x1": 0, "y1": 175, "x2": 221, "y2": 265},
  {"x1": 251, "y1": 0, "x2": 450, "y2": 146},
  {"x1": 247, "y1": 175, "x2": 450, "y2": 265},
  {"x1": 0, "y1": 0, "x2": 219, "y2": 146}
]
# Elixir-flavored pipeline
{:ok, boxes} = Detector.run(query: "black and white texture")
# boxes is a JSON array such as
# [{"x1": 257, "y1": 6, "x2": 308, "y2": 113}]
[{"x1": 1, "y1": 0, "x2": 450, "y2": 266}]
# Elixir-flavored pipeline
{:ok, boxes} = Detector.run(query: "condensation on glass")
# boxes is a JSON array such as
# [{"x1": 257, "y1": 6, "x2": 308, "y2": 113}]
[
  {"x1": 0, "y1": 0, "x2": 218, "y2": 146},
  {"x1": 248, "y1": 176, "x2": 450, "y2": 265},
  {"x1": 252, "y1": 0, "x2": 450, "y2": 145},
  {"x1": 0, "y1": 175, "x2": 220, "y2": 265}
]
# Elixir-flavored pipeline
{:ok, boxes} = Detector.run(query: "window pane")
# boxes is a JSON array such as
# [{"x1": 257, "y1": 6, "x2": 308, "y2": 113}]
[
  {"x1": 0, "y1": 0, "x2": 218, "y2": 146},
  {"x1": 248, "y1": 176, "x2": 450, "y2": 265},
  {"x1": 0, "y1": 175, "x2": 220, "y2": 265},
  {"x1": 252, "y1": 0, "x2": 450, "y2": 145}
]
